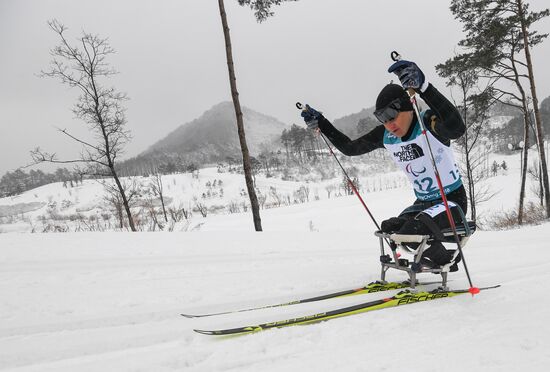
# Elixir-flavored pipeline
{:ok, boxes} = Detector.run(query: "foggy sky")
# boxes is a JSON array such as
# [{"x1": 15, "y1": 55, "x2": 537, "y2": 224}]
[{"x1": 1, "y1": 0, "x2": 549, "y2": 175}]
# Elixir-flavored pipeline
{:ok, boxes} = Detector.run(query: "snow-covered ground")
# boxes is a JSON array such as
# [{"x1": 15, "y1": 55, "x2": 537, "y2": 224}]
[
  {"x1": 1, "y1": 149, "x2": 549, "y2": 371},
  {"x1": 1, "y1": 225, "x2": 549, "y2": 371},
  {"x1": 0, "y1": 161, "x2": 408, "y2": 233}
]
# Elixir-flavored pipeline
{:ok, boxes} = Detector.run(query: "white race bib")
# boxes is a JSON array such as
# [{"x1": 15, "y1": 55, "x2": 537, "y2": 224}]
[{"x1": 422, "y1": 201, "x2": 457, "y2": 218}]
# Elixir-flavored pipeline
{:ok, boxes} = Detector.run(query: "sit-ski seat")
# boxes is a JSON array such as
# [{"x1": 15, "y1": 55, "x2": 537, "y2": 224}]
[
  {"x1": 440, "y1": 220, "x2": 476, "y2": 243},
  {"x1": 373, "y1": 220, "x2": 476, "y2": 290}
]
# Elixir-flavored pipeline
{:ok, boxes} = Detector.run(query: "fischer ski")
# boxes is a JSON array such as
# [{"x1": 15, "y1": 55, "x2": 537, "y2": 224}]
[
  {"x1": 193, "y1": 285, "x2": 500, "y2": 336},
  {"x1": 181, "y1": 280, "x2": 441, "y2": 318}
]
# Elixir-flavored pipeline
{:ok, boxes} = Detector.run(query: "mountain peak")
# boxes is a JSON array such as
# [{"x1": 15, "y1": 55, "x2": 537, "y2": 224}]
[{"x1": 142, "y1": 102, "x2": 290, "y2": 164}]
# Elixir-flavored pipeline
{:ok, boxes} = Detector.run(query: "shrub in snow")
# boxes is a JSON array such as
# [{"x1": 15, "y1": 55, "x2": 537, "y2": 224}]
[{"x1": 488, "y1": 202, "x2": 547, "y2": 230}]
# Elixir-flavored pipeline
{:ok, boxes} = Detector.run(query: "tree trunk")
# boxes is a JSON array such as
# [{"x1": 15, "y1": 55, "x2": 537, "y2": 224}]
[
  {"x1": 116, "y1": 202, "x2": 124, "y2": 229},
  {"x1": 157, "y1": 174, "x2": 168, "y2": 223},
  {"x1": 518, "y1": 109, "x2": 530, "y2": 225},
  {"x1": 464, "y1": 128, "x2": 476, "y2": 222},
  {"x1": 539, "y1": 162, "x2": 544, "y2": 207},
  {"x1": 517, "y1": 0, "x2": 550, "y2": 218},
  {"x1": 459, "y1": 83, "x2": 476, "y2": 222},
  {"x1": 94, "y1": 80, "x2": 136, "y2": 231},
  {"x1": 218, "y1": 0, "x2": 262, "y2": 231},
  {"x1": 509, "y1": 35, "x2": 530, "y2": 225},
  {"x1": 160, "y1": 194, "x2": 168, "y2": 223},
  {"x1": 112, "y1": 170, "x2": 137, "y2": 231}
]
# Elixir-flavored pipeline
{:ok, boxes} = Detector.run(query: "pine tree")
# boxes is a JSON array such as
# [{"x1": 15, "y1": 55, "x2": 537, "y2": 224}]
[{"x1": 448, "y1": 0, "x2": 549, "y2": 222}]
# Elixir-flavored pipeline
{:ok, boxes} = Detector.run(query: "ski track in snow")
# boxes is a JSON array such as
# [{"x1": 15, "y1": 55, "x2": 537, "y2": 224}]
[{"x1": 1, "y1": 226, "x2": 550, "y2": 371}]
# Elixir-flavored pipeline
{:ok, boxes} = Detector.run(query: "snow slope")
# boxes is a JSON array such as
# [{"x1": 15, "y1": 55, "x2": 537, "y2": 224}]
[
  {"x1": 1, "y1": 148, "x2": 549, "y2": 371},
  {"x1": 1, "y1": 217, "x2": 550, "y2": 371}
]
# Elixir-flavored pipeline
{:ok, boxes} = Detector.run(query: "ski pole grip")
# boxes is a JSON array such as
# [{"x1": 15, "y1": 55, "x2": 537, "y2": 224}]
[
  {"x1": 390, "y1": 51, "x2": 414, "y2": 96},
  {"x1": 296, "y1": 102, "x2": 304, "y2": 110},
  {"x1": 391, "y1": 51, "x2": 401, "y2": 62}
]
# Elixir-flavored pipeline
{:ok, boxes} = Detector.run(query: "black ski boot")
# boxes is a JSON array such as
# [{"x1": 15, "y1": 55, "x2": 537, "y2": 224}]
[
  {"x1": 447, "y1": 250, "x2": 462, "y2": 272},
  {"x1": 422, "y1": 241, "x2": 452, "y2": 266}
]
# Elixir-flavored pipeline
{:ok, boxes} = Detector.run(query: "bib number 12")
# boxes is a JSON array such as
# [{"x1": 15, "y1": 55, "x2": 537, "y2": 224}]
[{"x1": 414, "y1": 177, "x2": 436, "y2": 192}]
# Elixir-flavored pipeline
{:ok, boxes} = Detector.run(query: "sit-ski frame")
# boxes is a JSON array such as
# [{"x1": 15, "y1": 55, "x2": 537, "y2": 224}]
[{"x1": 374, "y1": 226, "x2": 473, "y2": 291}]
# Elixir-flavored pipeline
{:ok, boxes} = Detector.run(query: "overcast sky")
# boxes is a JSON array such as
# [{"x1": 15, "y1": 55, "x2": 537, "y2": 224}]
[{"x1": 1, "y1": 0, "x2": 550, "y2": 175}]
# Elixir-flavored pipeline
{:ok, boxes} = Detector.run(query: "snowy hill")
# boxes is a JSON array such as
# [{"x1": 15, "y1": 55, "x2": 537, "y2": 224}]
[
  {"x1": 331, "y1": 106, "x2": 375, "y2": 137},
  {"x1": 142, "y1": 101, "x2": 290, "y2": 163}
]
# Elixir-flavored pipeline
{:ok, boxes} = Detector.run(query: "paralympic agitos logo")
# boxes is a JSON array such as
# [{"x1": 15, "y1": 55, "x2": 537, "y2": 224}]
[{"x1": 406, "y1": 163, "x2": 427, "y2": 177}]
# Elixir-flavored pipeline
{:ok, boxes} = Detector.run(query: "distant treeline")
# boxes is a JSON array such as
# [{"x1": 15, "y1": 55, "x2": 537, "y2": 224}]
[
  {"x1": 116, "y1": 152, "x2": 200, "y2": 177},
  {"x1": 0, "y1": 168, "x2": 83, "y2": 197}
]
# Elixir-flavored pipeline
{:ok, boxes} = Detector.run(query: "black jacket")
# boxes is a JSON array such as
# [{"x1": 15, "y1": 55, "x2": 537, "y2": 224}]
[
  {"x1": 317, "y1": 84, "x2": 468, "y2": 212},
  {"x1": 317, "y1": 84, "x2": 466, "y2": 156}
]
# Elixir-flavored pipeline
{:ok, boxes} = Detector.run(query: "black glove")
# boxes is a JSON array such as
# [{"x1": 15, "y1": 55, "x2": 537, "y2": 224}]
[
  {"x1": 300, "y1": 104, "x2": 322, "y2": 130},
  {"x1": 388, "y1": 60, "x2": 429, "y2": 93}
]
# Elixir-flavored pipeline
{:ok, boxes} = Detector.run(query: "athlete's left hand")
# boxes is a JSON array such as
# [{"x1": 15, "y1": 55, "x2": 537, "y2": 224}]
[{"x1": 388, "y1": 60, "x2": 429, "y2": 93}]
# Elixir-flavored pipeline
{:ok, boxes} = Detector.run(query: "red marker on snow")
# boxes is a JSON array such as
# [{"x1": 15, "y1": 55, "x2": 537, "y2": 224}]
[{"x1": 469, "y1": 287, "x2": 480, "y2": 295}]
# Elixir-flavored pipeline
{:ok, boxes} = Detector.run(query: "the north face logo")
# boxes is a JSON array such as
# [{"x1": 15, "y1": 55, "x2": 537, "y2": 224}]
[{"x1": 393, "y1": 143, "x2": 424, "y2": 162}]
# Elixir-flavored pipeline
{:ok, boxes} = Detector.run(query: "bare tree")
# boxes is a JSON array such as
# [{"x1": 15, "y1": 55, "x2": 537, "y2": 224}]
[
  {"x1": 269, "y1": 186, "x2": 282, "y2": 207},
  {"x1": 528, "y1": 160, "x2": 544, "y2": 205},
  {"x1": 217, "y1": 0, "x2": 297, "y2": 231},
  {"x1": 168, "y1": 203, "x2": 191, "y2": 222},
  {"x1": 436, "y1": 59, "x2": 496, "y2": 222},
  {"x1": 101, "y1": 178, "x2": 141, "y2": 230},
  {"x1": 257, "y1": 191, "x2": 267, "y2": 209},
  {"x1": 218, "y1": 0, "x2": 261, "y2": 230},
  {"x1": 143, "y1": 197, "x2": 163, "y2": 231},
  {"x1": 149, "y1": 173, "x2": 168, "y2": 223},
  {"x1": 31, "y1": 20, "x2": 136, "y2": 231},
  {"x1": 193, "y1": 197, "x2": 208, "y2": 218}
]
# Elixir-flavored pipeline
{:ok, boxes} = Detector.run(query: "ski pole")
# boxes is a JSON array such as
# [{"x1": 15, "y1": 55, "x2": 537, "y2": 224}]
[
  {"x1": 296, "y1": 103, "x2": 389, "y2": 242},
  {"x1": 390, "y1": 51, "x2": 479, "y2": 295}
]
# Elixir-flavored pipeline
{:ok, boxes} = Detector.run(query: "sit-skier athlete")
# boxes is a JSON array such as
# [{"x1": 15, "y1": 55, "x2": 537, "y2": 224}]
[{"x1": 300, "y1": 59, "x2": 466, "y2": 271}]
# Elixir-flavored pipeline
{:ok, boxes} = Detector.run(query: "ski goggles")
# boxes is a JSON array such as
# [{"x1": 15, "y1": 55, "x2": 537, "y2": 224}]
[{"x1": 374, "y1": 98, "x2": 402, "y2": 124}]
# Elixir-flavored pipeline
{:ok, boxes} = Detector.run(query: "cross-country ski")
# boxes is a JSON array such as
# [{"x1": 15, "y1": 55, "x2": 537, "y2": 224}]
[
  {"x1": 181, "y1": 280, "x2": 442, "y2": 318},
  {"x1": 194, "y1": 285, "x2": 501, "y2": 336}
]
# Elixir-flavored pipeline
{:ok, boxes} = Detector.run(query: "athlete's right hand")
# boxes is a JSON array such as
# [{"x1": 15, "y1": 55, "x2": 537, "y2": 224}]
[{"x1": 301, "y1": 104, "x2": 322, "y2": 130}]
